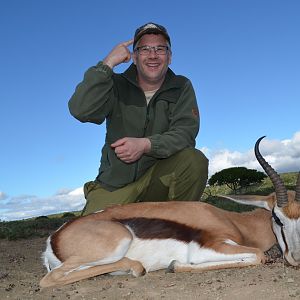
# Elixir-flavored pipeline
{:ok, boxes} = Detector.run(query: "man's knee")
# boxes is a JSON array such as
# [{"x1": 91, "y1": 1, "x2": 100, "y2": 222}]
[
  {"x1": 175, "y1": 148, "x2": 209, "y2": 180},
  {"x1": 164, "y1": 148, "x2": 208, "y2": 201}
]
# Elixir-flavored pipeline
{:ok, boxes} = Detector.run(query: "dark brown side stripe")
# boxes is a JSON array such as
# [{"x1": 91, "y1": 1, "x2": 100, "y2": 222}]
[{"x1": 117, "y1": 217, "x2": 204, "y2": 244}]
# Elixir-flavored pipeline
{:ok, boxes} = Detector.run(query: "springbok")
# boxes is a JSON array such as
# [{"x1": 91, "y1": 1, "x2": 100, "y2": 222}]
[{"x1": 40, "y1": 136, "x2": 300, "y2": 287}]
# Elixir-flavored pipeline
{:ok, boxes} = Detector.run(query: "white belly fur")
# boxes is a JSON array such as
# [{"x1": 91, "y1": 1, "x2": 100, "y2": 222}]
[
  {"x1": 125, "y1": 237, "x2": 188, "y2": 272},
  {"x1": 125, "y1": 237, "x2": 257, "y2": 272}
]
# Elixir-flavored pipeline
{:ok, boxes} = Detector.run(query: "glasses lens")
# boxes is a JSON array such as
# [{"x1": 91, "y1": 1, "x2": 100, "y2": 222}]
[
  {"x1": 137, "y1": 46, "x2": 168, "y2": 55},
  {"x1": 138, "y1": 47, "x2": 150, "y2": 55},
  {"x1": 156, "y1": 46, "x2": 168, "y2": 55}
]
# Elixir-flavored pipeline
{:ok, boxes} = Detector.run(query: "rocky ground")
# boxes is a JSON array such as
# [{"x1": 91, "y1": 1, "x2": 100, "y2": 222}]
[{"x1": 0, "y1": 237, "x2": 299, "y2": 300}]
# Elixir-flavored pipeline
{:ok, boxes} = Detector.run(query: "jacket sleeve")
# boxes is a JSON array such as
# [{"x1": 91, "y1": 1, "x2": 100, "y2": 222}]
[
  {"x1": 147, "y1": 80, "x2": 200, "y2": 158},
  {"x1": 68, "y1": 61, "x2": 115, "y2": 124}
]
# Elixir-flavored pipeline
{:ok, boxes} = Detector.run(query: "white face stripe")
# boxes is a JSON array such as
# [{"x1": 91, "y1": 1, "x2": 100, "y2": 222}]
[{"x1": 273, "y1": 206, "x2": 300, "y2": 266}]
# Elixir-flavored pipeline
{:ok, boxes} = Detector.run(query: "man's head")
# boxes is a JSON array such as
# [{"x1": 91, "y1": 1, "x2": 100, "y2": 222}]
[
  {"x1": 133, "y1": 22, "x2": 171, "y2": 50},
  {"x1": 132, "y1": 22, "x2": 172, "y2": 90}
]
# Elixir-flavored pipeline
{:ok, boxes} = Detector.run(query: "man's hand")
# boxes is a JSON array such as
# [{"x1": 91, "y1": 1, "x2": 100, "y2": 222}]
[
  {"x1": 103, "y1": 39, "x2": 134, "y2": 69},
  {"x1": 111, "y1": 137, "x2": 151, "y2": 163}
]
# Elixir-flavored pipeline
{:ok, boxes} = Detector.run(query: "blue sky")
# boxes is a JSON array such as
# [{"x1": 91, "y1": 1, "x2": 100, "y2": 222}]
[{"x1": 1, "y1": 0, "x2": 300, "y2": 220}]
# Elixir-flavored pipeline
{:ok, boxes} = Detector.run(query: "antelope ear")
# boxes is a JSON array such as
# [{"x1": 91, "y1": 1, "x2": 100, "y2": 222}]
[{"x1": 217, "y1": 194, "x2": 275, "y2": 211}]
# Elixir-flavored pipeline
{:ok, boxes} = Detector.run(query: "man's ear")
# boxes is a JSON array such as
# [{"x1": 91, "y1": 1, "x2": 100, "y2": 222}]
[
  {"x1": 132, "y1": 52, "x2": 137, "y2": 65},
  {"x1": 168, "y1": 52, "x2": 172, "y2": 65}
]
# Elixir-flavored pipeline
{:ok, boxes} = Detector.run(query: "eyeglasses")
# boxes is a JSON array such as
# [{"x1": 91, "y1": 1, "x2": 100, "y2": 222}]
[{"x1": 135, "y1": 45, "x2": 169, "y2": 56}]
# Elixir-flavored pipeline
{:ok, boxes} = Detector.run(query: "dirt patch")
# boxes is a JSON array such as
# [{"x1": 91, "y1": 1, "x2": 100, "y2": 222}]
[{"x1": 0, "y1": 238, "x2": 299, "y2": 299}]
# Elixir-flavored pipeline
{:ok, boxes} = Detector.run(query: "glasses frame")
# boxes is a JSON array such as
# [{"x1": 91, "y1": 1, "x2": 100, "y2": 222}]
[{"x1": 134, "y1": 45, "x2": 170, "y2": 56}]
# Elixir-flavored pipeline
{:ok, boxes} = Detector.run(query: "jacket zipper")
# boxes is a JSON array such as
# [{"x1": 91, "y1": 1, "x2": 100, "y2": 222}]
[{"x1": 133, "y1": 94, "x2": 152, "y2": 181}]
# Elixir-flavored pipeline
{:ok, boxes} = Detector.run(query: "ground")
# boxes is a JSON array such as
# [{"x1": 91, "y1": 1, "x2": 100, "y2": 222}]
[{"x1": 0, "y1": 238, "x2": 299, "y2": 300}]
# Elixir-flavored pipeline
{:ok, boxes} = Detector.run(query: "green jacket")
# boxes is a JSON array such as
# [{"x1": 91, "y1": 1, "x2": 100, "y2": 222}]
[{"x1": 69, "y1": 62, "x2": 200, "y2": 189}]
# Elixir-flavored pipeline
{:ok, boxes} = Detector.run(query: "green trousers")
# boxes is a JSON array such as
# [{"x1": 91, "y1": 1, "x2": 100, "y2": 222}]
[{"x1": 81, "y1": 148, "x2": 208, "y2": 216}]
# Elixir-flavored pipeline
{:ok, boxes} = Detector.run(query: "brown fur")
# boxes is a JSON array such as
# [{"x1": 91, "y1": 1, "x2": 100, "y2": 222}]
[
  {"x1": 39, "y1": 200, "x2": 282, "y2": 288},
  {"x1": 50, "y1": 202, "x2": 277, "y2": 261},
  {"x1": 283, "y1": 201, "x2": 300, "y2": 219},
  {"x1": 118, "y1": 218, "x2": 204, "y2": 243}
]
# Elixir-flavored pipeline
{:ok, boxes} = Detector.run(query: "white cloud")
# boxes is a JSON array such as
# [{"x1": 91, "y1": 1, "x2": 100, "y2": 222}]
[
  {"x1": 1, "y1": 132, "x2": 300, "y2": 222},
  {"x1": 0, "y1": 188, "x2": 85, "y2": 221},
  {"x1": 0, "y1": 191, "x2": 8, "y2": 201},
  {"x1": 202, "y1": 131, "x2": 300, "y2": 177}
]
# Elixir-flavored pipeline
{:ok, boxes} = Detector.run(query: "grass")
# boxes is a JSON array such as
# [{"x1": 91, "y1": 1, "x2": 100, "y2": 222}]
[
  {"x1": 1, "y1": 172, "x2": 298, "y2": 240},
  {"x1": 0, "y1": 213, "x2": 78, "y2": 241}
]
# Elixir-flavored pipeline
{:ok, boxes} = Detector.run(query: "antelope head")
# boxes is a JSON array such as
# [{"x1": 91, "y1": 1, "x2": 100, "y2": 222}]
[{"x1": 255, "y1": 136, "x2": 300, "y2": 266}]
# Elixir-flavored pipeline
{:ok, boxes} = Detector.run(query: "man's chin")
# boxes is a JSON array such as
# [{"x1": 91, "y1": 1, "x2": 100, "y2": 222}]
[{"x1": 144, "y1": 71, "x2": 164, "y2": 80}]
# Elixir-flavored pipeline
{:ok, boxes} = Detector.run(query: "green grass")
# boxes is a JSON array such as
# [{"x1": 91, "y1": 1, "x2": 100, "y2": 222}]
[{"x1": 1, "y1": 172, "x2": 298, "y2": 240}]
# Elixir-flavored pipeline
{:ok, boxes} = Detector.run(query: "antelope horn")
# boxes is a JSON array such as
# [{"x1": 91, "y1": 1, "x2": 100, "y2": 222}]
[
  {"x1": 255, "y1": 136, "x2": 288, "y2": 207},
  {"x1": 295, "y1": 172, "x2": 300, "y2": 202}
]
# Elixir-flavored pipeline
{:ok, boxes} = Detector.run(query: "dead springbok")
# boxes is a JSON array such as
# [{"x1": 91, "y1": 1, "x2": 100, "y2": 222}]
[{"x1": 40, "y1": 136, "x2": 300, "y2": 287}]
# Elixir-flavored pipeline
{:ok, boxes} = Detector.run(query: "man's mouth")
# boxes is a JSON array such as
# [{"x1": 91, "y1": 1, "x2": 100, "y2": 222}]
[{"x1": 146, "y1": 63, "x2": 160, "y2": 69}]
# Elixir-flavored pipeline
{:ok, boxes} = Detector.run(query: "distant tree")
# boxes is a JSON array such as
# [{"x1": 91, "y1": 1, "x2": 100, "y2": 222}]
[
  {"x1": 35, "y1": 215, "x2": 49, "y2": 220},
  {"x1": 61, "y1": 212, "x2": 76, "y2": 219},
  {"x1": 208, "y1": 167, "x2": 267, "y2": 194}
]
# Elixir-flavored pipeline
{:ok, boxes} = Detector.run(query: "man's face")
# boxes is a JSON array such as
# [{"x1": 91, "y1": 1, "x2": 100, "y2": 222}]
[{"x1": 133, "y1": 34, "x2": 172, "y2": 87}]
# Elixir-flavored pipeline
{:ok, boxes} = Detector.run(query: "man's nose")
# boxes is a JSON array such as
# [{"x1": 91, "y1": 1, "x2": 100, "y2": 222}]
[{"x1": 148, "y1": 48, "x2": 158, "y2": 58}]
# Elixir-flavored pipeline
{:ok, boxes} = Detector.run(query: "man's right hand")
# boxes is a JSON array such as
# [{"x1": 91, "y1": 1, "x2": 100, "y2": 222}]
[
  {"x1": 111, "y1": 137, "x2": 151, "y2": 164},
  {"x1": 103, "y1": 39, "x2": 134, "y2": 69}
]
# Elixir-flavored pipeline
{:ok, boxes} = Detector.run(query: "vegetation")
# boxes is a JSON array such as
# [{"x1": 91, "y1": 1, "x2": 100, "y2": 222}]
[
  {"x1": 208, "y1": 167, "x2": 267, "y2": 194},
  {"x1": 0, "y1": 172, "x2": 298, "y2": 241},
  {"x1": 203, "y1": 171, "x2": 298, "y2": 211},
  {"x1": 0, "y1": 214, "x2": 77, "y2": 241}
]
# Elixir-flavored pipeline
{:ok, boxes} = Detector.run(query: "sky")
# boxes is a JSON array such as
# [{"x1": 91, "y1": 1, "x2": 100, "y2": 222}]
[{"x1": 1, "y1": 0, "x2": 300, "y2": 221}]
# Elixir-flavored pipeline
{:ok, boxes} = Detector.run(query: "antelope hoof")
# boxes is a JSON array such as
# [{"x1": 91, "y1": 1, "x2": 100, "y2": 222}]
[
  {"x1": 261, "y1": 254, "x2": 267, "y2": 264},
  {"x1": 132, "y1": 266, "x2": 146, "y2": 277}
]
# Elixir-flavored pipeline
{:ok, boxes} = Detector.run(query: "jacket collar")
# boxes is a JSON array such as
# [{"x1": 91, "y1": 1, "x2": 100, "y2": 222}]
[{"x1": 122, "y1": 63, "x2": 183, "y2": 90}]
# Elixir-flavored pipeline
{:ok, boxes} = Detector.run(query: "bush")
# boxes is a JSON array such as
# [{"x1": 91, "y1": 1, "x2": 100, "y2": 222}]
[
  {"x1": 61, "y1": 212, "x2": 76, "y2": 218},
  {"x1": 0, "y1": 217, "x2": 70, "y2": 240},
  {"x1": 208, "y1": 167, "x2": 267, "y2": 194},
  {"x1": 35, "y1": 215, "x2": 49, "y2": 220}
]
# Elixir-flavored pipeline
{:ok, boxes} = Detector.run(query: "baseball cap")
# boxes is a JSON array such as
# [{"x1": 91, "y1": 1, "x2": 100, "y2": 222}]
[{"x1": 133, "y1": 22, "x2": 171, "y2": 49}]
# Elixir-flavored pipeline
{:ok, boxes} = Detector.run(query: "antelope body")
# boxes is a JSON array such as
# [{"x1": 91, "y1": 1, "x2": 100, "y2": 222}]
[{"x1": 40, "y1": 137, "x2": 300, "y2": 287}]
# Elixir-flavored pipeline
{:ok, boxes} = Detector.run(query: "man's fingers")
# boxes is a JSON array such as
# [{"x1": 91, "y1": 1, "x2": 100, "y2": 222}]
[
  {"x1": 123, "y1": 52, "x2": 132, "y2": 63},
  {"x1": 122, "y1": 39, "x2": 134, "y2": 47},
  {"x1": 111, "y1": 138, "x2": 126, "y2": 148},
  {"x1": 111, "y1": 142, "x2": 122, "y2": 148}
]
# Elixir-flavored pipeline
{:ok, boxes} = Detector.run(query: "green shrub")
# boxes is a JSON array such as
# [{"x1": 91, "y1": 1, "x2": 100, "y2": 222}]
[
  {"x1": 61, "y1": 212, "x2": 76, "y2": 218},
  {"x1": 0, "y1": 217, "x2": 69, "y2": 240}
]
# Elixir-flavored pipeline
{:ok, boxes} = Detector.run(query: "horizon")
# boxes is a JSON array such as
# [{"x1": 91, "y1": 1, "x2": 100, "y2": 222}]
[{"x1": 2, "y1": 169, "x2": 299, "y2": 222}]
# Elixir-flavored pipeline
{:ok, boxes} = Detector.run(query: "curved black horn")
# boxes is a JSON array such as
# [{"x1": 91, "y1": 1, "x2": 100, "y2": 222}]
[
  {"x1": 295, "y1": 172, "x2": 300, "y2": 202},
  {"x1": 255, "y1": 136, "x2": 288, "y2": 207}
]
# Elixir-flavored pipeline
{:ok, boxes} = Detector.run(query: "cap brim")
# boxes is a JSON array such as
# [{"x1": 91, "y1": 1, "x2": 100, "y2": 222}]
[{"x1": 134, "y1": 28, "x2": 170, "y2": 47}]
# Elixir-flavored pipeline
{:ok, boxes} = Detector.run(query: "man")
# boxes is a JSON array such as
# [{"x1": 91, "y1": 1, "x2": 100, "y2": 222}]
[{"x1": 69, "y1": 22, "x2": 208, "y2": 215}]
